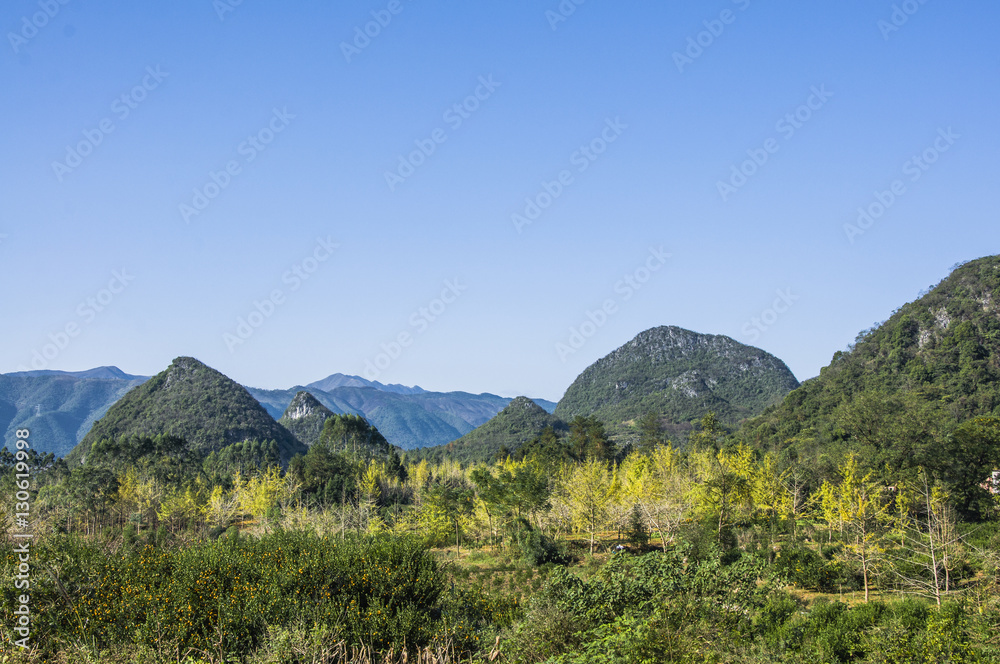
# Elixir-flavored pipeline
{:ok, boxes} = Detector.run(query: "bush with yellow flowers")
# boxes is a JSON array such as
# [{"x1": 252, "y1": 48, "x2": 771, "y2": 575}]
[{"x1": 72, "y1": 531, "x2": 448, "y2": 658}]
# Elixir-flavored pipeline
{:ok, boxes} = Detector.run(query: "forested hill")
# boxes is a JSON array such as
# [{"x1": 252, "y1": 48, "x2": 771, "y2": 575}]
[
  {"x1": 410, "y1": 396, "x2": 567, "y2": 464},
  {"x1": 555, "y1": 325, "x2": 799, "y2": 436},
  {"x1": 739, "y1": 256, "x2": 1000, "y2": 496},
  {"x1": 69, "y1": 357, "x2": 307, "y2": 465}
]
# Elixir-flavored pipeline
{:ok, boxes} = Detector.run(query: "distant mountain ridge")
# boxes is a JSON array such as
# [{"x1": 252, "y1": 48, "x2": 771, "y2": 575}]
[
  {"x1": 305, "y1": 373, "x2": 426, "y2": 395},
  {"x1": 10, "y1": 366, "x2": 145, "y2": 381},
  {"x1": 2, "y1": 366, "x2": 556, "y2": 455},
  {"x1": 0, "y1": 370, "x2": 147, "y2": 458},
  {"x1": 555, "y1": 325, "x2": 800, "y2": 435}
]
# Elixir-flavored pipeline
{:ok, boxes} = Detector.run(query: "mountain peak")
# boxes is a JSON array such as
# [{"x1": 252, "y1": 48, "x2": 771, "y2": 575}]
[
  {"x1": 502, "y1": 396, "x2": 549, "y2": 416},
  {"x1": 416, "y1": 396, "x2": 566, "y2": 463},
  {"x1": 555, "y1": 325, "x2": 799, "y2": 431},
  {"x1": 279, "y1": 391, "x2": 335, "y2": 447},
  {"x1": 282, "y1": 391, "x2": 330, "y2": 420},
  {"x1": 70, "y1": 357, "x2": 306, "y2": 464}
]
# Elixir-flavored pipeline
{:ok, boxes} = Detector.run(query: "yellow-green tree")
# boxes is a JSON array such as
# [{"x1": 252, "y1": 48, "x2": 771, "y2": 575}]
[
  {"x1": 114, "y1": 467, "x2": 163, "y2": 531},
  {"x1": 620, "y1": 447, "x2": 692, "y2": 550},
  {"x1": 691, "y1": 445, "x2": 754, "y2": 540},
  {"x1": 157, "y1": 479, "x2": 208, "y2": 533},
  {"x1": 564, "y1": 458, "x2": 619, "y2": 554},
  {"x1": 818, "y1": 454, "x2": 891, "y2": 602}
]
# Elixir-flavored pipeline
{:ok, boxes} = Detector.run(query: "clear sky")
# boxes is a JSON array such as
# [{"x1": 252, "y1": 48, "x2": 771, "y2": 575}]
[{"x1": 2, "y1": 0, "x2": 998, "y2": 402}]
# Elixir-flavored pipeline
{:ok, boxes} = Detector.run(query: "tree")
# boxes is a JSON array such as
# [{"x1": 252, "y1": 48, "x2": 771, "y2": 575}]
[
  {"x1": 689, "y1": 412, "x2": 725, "y2": 453},
  {"x1": 818, "y1": 454, "x2": 891, "y2": 602},
  {"x1": 620, "y1": 447, "x2": 692, "y2": 550},
  {"x1": 892, "y1": 471, "x2": 963, "y2": 606},
  {"x1": 636, "y1": 411, "x2": 665, "y2": 454},
  {"x1": 424, "y1": 481, "x2": 475, "y2": 554},
  {"x1": 691, "y1": 444, "x2": 753, "y2": 541},
  {"x1": 563, "y1": 458, "x2": 619, "y2": 554},
  {"x1": 471, "y1": 465, "x2": 509, "y2": 548},
  {"x1": 568, "y1": 416, "x2": 613, "y2": 461}
]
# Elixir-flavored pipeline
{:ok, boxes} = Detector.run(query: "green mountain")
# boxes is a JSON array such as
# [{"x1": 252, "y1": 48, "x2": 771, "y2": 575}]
[
  {"x1": 278, "y1": 391, "x2": 335, "y2": 447},
  {"x1": 412, "y1": 397, "x2": 567, "y2": 464},
  {"x1": 739, "y1": 256, "x2": 1000, "y2": 485},
  {"x1": 69, "y1": 357, "x2": 306, "y2": 465},
  {"x1": 0, "y1": 369, "x2": 147, "y2": 458},
  {"x1": 555, "y1": 326, "x2": 800, "y2": 436},
  {"x1": 247, "y1": 385, "x2": 546, "y2": 450},
  {"x1": 1, "y1": 362, "x2": 557, "y2": 457}
]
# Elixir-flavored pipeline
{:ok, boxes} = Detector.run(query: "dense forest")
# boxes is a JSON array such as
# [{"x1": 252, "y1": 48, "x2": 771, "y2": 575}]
[{"x1": 3, "y1": 256, "x2": 1000, "y2": 663}]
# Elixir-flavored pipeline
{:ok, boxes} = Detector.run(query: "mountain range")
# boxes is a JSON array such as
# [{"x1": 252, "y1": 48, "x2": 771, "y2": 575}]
[
  {"x1": 0, "y1": 366, "x2": 555, "y2": 457},
  {"x1": 8, "y1": 255, "x2": 998, "y2": 467}
]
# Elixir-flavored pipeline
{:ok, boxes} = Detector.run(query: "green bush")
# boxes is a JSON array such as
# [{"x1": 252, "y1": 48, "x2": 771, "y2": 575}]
[
  {"x1": 517, "y1": 529, "x2": 572, "y2": 567},
  {"x1": 773, "y1": 544, "x2": 845, "y2": 593},
  {"x1": 5, "y1": 532, "x2": 490, "y2": 660}
]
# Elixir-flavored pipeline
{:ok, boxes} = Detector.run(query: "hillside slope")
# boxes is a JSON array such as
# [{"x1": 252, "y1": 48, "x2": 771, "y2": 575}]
[
  {"x1": 741, "y1": 256, "x2": 1000, "y2": 457},
  {"x1": 0, "y1": 370, "x2": 147, "y2": 458}
]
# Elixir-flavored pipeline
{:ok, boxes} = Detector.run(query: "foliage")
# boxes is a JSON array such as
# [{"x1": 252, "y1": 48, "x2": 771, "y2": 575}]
[{"x1": 1, "y1": 532, "x2": 474, "y2": 660}]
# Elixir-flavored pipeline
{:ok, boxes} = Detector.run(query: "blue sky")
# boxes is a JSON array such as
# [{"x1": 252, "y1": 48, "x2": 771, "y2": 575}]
[{"x1": 2, "y1": 0, "x2": 998, "y2": 402}]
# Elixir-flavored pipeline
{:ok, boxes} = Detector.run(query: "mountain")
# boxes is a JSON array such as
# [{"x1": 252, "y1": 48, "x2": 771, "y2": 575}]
[
  {"x1": 740, "y1": 256, "x2": 1000, "y2": 463},
  {"x1": 555, "y1": 326, "x2": 800, "y2": 436},
  {"x1": 278, "y1": 391, "x2": 335, "y2": 447},
  {"x1": 246, "y1": 386, "x2": 549, "y2": 450},
  {"x1": 412, "y1": 397, "x2": 568, "y2": 463},
  {"x1": 2, "y1": 367, "x2": 555, "y2": 456},
  {"x1": 69, "y1": 357, "x2": 307, "y2": 465},
  {"x1": 0, "y1": 369, "x2": 147, "y2": 458},
  {"x1": 305, "y1": 372, "x2": 426, "y2": 395}
]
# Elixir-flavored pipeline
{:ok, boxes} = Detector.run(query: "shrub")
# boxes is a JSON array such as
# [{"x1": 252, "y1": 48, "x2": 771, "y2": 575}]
[{"x1": 773, "y1": 544, "x2": 842, "y2": 592}]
